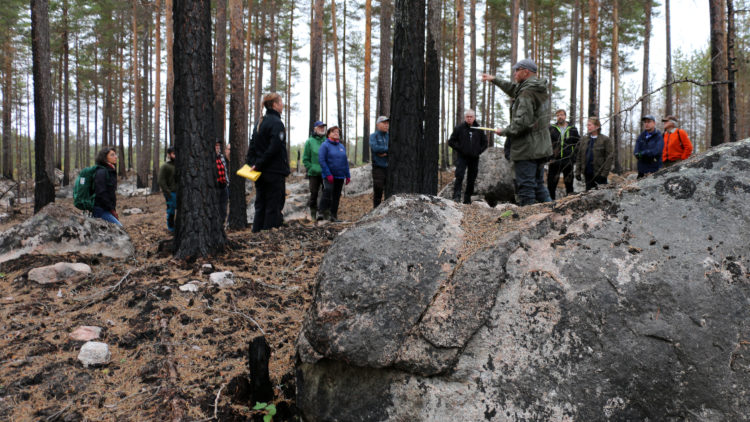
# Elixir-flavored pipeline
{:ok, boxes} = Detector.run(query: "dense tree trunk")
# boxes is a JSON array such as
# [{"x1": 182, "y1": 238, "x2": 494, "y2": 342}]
[
  {"x1": 455, "y1": 0, "x2": 464, "y2": 124},
  {"x1": 214, "y1": 0, "x2": 227, "y2": 147},
  {"x1": 612, "y1": 0, "x2": 621, "y2": 174},
  {"x1": 376, "y1": 0, "x2": 392, "y2": 118},
  {"x1": 253, "y1": 11, "x2": 265, "y2": 122},
  {"x1": 166, "y1": 0, "x2": 174, "y2": 147},
  {"x1": 332, "y1": 0, "x2": 343, "y2": 128},
  {"x1": 569, "y1": 0, "x2": 579, "y2": 124},
  {"x1": 510, "y1": 0, "x2": 519, "y2": 75},
  {"x1": 709, "y1": 0, "x2": 726, "y2": 146},
  {"x1": 75, "y1": 38, "x2": 81, "y2": 170},
  {"x1": 641, "y1": 0, "x2": 651, "y2": 120},
  {"x1": 386, "y1": 0, "x2": 429, "y2": 196},
  {"x1": 173, "y1": 0, "x2": 227, "y2": 258},
  {"x1": 31, "y1": 0, "x2": 56, "y2": 212},
  {"x1": 286, "y1": 3, "x2": 294, "y2": 153},
  {"x1": 587, "y1": 0, "x2": 598, "y2": 118},
  {"x1": 269, "y1": 0, "x2": 278, "y2": 92},
  {"x1": 133, "y1": 0, "x2": 142, "y2": 178},
  {"x1": 62, "y1": 0, "x2": 70, "y2": 185},
  {"x1": 362, "y1": 0, "x2": 372, "y2": 162},
  {"x1": 228, "y1": 0, "x2": 247, "y2": 229},
  {"x1": 665, "y1": 0, "x2": 673, "y2": 116},
  {"x1": 469, "y1": 0, "x2": 476, "y2": 110},
  {"x1": 244, "y1": 0, "x2": 253, "y2": 127},
  {"x1": 2, "y1": 42, "x2": 12, "y2": 180},
  {"x1": 310, "y1": 0, "x2": 324, "y2": 132},
  {"x1": 726, "y1": 0, "x2": 737, "y2": 143},
  {"x1": 424, "y1": 0, "x2": 440, "y2": 193},
  {"x1": 152, "y1": 0, "x2": 163, "y2": 192}
]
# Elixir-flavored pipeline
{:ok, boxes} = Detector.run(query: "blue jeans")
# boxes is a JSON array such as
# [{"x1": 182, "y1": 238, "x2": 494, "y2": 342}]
[
  {"x1": 514, "y1": 159, "x2": 552, "y2": 206},
  {"x1": 93, "y1": 206, "x2": 123, "y2": 227},
  {"x1": 165, "y1": 192, "x2": 177, "y2": 231}
]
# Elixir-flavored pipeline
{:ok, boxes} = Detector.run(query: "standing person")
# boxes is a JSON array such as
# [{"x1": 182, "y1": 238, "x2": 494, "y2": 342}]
[
  {"x1": 318, "y1": 126, "x2": 350, "y2": 222},
  {"x1": 633, "y1": 115, "x2": 663, "y2": 178},
  {"x1": 661, "y1": 115, "x2": 693, "y2": 168},
  {"x1": 370, "y1": 116, "x2": 389, "y2": 208},
  {"x1": 481, "y1": 59, "x2": 553, "y2": 206},
  {"x1": 447, "y1": 109, "x2": 488, "y2": 204},
  {"x1": 302, "y1": 120, "x2": 327, "y2": 220},
  {"x1": 215, "y1": 141, "x2": 229, "y2": 226},
  {"x1": 547, "y1": 109, "x2": 580, "y2": 199},
  {"x1": 575, "y1": 117, "x2": 614, "y2": 191},
  {"x1": 93, "y1": 147, "x2": 122, "y2": 226},
  {"x1": 158, "y1": 146, "x2": 177, "y2": 232},
  {"x1": 246, "y1": 93, "x2": 290, "y2": 232}
]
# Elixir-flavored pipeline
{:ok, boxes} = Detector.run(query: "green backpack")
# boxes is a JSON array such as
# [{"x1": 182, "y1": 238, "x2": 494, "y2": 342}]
[{"x1": 73, "y1": 165, "x2": 103, "y2": 211}]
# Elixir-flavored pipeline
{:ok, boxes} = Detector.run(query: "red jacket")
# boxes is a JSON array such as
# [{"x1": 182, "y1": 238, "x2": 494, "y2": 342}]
[{"x1": 662, "y1": 129, "x2": 693, "y2": 162}]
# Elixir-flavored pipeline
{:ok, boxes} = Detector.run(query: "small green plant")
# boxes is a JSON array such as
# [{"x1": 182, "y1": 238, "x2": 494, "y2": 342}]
[
  {"x1": 253, "y1": 402, "x2": 276, "y2": 422},
  {"x1": 500, "y1": 210, "x2": 513, "y2": 218},
  {"x1": 0, "y1": 273, "x2": 5, "y2": 278}
]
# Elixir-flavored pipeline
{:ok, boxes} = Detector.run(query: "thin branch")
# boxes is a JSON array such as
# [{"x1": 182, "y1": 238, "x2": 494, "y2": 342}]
[
  {"x1": 74, "y1": 269, "x2": 133, "y2": 309},
  {"x1": 213, "y1": 383, "x2": 226, "y2": 420},
  {"x1": 206, "y1": 304, "x2": 265, "y2": 335}
]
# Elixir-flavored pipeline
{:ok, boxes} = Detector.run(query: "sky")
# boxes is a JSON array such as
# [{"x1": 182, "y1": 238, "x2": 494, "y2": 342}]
[{"x1": 285, "y1": 0, "x2": 711, "y2": 146}]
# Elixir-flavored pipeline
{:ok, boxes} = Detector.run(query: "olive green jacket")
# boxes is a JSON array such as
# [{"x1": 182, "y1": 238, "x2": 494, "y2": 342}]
[
  {"x1": 491, "y1": 76, "x2": 553, "y2": 161},
  {"x1": 575, "y1": 133, "x2": 614, "y2": 179},
  {"x1": 158, "y1": 160, "x2": 176, "y2": 194}
]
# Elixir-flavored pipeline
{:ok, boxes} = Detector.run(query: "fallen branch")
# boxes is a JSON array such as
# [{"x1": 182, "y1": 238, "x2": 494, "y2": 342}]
[
  {"x1": 74, "y1": 269, "x2": 132, "y2": 310},
  {"x1": 45, "y1": 404, "x2": 71, "y2": 422},
  {"x1": 213, "y1": 383, "x2": 226, "y2": 420},
  {"x1": 207, "y1": 304, "x2": 265, "y2": 335}
]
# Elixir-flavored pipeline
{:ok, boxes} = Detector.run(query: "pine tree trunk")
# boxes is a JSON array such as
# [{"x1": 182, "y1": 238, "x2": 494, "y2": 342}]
[
  {"x1": 244, "y1": 0, "x2": 253, "y2": 126},
  {"x1": 2, "y1": 42, "x2": 13, "y2": 180},
  {"x1": 587, "y1": 0, "x2": 598, "y2": 118},
  {"x1": 641, "y1": 0, "x2": 651, "y2": 120},
  {"x1": 376, "y1": 0, "x2": 392, "y2": 118},
  {"x1": 214, "y1": 0, "x2": 227, "y2": 146},
  {"x1": 424, "y1": 0, "x2": 440, "y2": 194},
  {"x1": 286, "y1": 4, "x2": 294, "y2": 154},
  {"x1": 342, "y1": 0, "x2": 348, "y2": 139},
  {"x1": 253, "y1": 12, "x2": 265, "y2": 122},
  {"x1": 362, "y1": 0, "x2": 372, "y2": 162},
  {"x1": 117, "y1": 29, "x2": 127, "y2": 177},
  {"x1": 75, "y1": 37, "x2": 81, "y2": 170},
  {"x1": 152, "y1": 0, "x2": 162, "y2": 192},
  {"x1": 455, "y1": 0, "x2": 464, "y2": 124},
  {"x1": 228, "y1": 0, "x2": 248, "y2": 229},
  {"x1": 62, "y1": 0, "x2": 70, "y2": 185},
  {"x1": 332, "y1": 0, "x2": 344, "y2": 128},
  {"x1": 173, "y1": 0, "x2": 227, "y2": 258},
  {"x1": 726, "y1": 0, "x2": 737, "y2": 143},
  {"x1": 709, "y1": 0, "x2": 726, "y2": 146},
  {"x1": 310, "y1": 0, "x2": 324, "y2": 132},
  {"x1": 665, "y1": 0, "x2": 673, "y2": 116},
  {"x1": 386, "y1": 0, "x2": 428, "y2": 196},
  {"x1": 612, "y1": 0, "x2": 621, "y2": 174},
  {"x1": 31, "y1": 0, "x2": 56, "y2": 212},
  {"x1": 569, "y1": 0, "x2": 579, "y2": 124},
  {"x1": 133, "y1": 0, "x2": 141, "y2": 178},
  {"x1": 269, "y1": 0, "x2": 278, "y2": 92},
  {"x1": 166, "y1": 0, "x2": 175, "y2": 147}
]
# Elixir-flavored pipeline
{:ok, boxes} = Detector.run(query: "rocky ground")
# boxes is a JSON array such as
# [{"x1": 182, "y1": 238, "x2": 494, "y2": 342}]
[{"x1": 0, "y1": 173, "x2": 456, "y2": 422}]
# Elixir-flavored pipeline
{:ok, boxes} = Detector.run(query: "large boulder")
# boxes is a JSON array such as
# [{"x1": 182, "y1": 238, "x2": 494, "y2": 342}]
[
  {"x1": 246, "y1": 181, "x2": 309, "y2": 223},
  {"x1": 439, "y1": 147, "x2": 515, "y2": 205},
  {"x1": 343, "y1": 164, "x2": 374, "y2": 197},
  {"x1": 0, "y1": 203, "x2": 134, "y2": 265},
  {"x1": 297, "y1": 139, "x2": 750, "y2": 421}
]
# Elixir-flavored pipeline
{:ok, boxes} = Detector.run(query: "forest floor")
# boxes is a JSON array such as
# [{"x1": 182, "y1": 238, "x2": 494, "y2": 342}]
[{"x1": 0, "y1": 173, "x2": 456, "y2": 422}]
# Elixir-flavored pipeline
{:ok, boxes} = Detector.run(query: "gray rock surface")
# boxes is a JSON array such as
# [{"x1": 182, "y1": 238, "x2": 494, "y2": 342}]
[
  {"x1": 209, "y1": 271, "x2": 234, "y2": 288},
  {"x1": 77, "y1": 341, "x2": 111, "y2": 367},
  {"x1": 0, "y1": 203, "x2": 134, "y2": 265},
  {"x1": 343, "y1": 164, "x2": 373, "y2": 197},
  {"x1": 439, "y1": 147, "x2": 515, "y2": 205},
  {"x1": 28, "y1": 262, "x2": 92, "y2": 285},
  {"x1": 297, "y1": 139, "x2": 750, "y2": 421}
]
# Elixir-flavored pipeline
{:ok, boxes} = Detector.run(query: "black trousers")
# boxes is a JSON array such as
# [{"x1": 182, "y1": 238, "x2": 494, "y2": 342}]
[
  {"x1": 547, "y1": 157, "x2": 575, "y2": 200},
  {"x1": 453, "y1": 153, "x2": 479, "y2": 204},
  {"x1": 217, "y1": 185, "x2": 228, "y2": 225},
  {"x1": 372, "y1": 166, "x2": 387, "y2": 208},
  {"x1": 319, "y1": 178, "x2": 344, "y2": 218},
  {"x1": 308, "y1": 175, "x2": 323, "y2": 209},
  {"x1": 585, "y1": 174, "x2": 608, "y2": 191},
  {"x1": 252, "y1": 173, "x2": 286, "y2": 232}
]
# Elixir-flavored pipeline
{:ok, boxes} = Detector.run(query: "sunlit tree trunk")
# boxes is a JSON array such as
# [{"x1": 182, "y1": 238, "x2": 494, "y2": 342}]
[
  {"x1": 641, "y1": 0, "x2": 651, "y2": 120},
  {"x1": 228, "y1": 0, "x2": 248, "y2": 229},
  {"x1": 152, "y1": 0, "x2": 163, "y2": 192},
  {"x1": 709, "y1": 0, "x2": 726, "y2": 146},
  {"x1": 376, "y1": 0, "x2": 392, "y2": 118},
  {"x1": 455, "y1": 0, "x2": 464, "y2": 124},
  {"x1": 587, "y1": 0, "x2": 598, "y2": 118},
  {"x1": 362, "y1": 0, "x2": 372, "y2": 162},
  {"x1": 332, "y1": 0, "x2": 343, "y2": 128}
]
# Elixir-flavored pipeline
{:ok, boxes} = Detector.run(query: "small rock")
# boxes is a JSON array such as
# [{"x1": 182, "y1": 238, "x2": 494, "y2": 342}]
[
  {"x1": 28, "y1": 262, "x2": 92, "y2": 285},
  {"x1": 56, "y1": 289, "x2": 63, "y2": 298},
  {"x1": 70, "y1": 326, "x2": 102, "y2": 341},
  {"x1": 106, "y1": 320, "x2": 116, "y2": 326},
  {"x1": 122, "y1": 208, "x2": 143, "y2": 215},
  {"x1": 192, "y1": 345, "x2": 202, "y2": 351},
  {"x1": 179, "y1": 283, "x2": 199, "y2": 292},
  {"x1": 210, "y1": 271, "x2": 234, "y2": 288},
  {"x1": 78, "y1": 341, "x2": 111, "y2": 367},
  {"x1": 201, "y1": 264, "x2": 214, "y2": 274}
]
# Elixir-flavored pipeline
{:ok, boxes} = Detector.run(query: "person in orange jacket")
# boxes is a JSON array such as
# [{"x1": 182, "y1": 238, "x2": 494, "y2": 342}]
[{"x1": 661, "y1": 115, "x2": 693, "y2": 167}]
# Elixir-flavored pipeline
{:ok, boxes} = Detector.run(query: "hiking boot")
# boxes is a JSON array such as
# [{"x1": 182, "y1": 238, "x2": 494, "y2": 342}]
[
  {"x1": 310, "y1": 208, "x2": 317, "y2": 221},
  {"x1": 320, "y1": 210, "x2": 331, "y2": 221}
]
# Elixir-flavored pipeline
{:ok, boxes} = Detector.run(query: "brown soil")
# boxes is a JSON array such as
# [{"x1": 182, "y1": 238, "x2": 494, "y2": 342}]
[{"x1": 0, "y1": 173, "x2": 453, "y2": 421}]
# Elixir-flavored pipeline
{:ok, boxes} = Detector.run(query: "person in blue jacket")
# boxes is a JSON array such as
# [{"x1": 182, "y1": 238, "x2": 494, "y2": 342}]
[
  {"x1": 633, "y1": 114, "x2": 664, "y2": 178},
  {"x1": 318, "y1": 126, "x2": 351, "y2": 222},
  {"x1": 370, "y1": 116, "x2": 389, "y2": 208}
]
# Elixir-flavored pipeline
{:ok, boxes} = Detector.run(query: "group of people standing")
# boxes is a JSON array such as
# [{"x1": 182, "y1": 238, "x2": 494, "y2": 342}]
[{"x1": 302, "y1": 121, "x2": 351, "y2": 223}]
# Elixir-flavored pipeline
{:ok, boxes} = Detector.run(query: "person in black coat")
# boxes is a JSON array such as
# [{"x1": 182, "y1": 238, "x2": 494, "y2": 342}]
[
  {"x1": 93, "y1": 147, "x2": 122, "y2": 226},
  {"x1": 246, "y1": 93, "x2": 290, "y2": 232},
  {"x1": 547, "y1": 109, "x2": 580, "y2": 199},
  {"x1": 448, "y1": 109, "x2": 488, "y2": 204}
]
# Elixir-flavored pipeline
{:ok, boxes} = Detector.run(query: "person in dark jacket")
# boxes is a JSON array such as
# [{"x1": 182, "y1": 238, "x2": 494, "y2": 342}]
[
  {"x1": 246, "y1": 93, "x2": 290, "y2": 232},
  {"x1": 547, "y1": 109, "x2": 580, "y2": 199},
  {"x1": 633, "y1": 114, "x2": 663, "y2": 178},
  {"x1": 318, "y1": 126, "x2": 351, "y2": 222},
  {"x1": 158, "y1": 146, "x2": 177, "y2": 232},
  {"x1": 370, "y1": 116, "x2": 389, "y2": 208},
  {"x1": 93, "y1": 147, "x2": 121, "y2": 226},
  {"x1": 575, "y1": 117, "x2": 613, "y2": 191},
  {"x1": 302, "y1": 120, "x2": 327, "y2": 220},
  {"x1": 448, "y1": 109, "x2": 488, "y2": 204},
  {"x1": 215, "y1": 141, "x2": 229, "y2": 226}
]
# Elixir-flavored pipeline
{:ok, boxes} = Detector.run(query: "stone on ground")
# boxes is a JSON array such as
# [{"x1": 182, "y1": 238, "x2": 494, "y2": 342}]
[
  {"x1": 70, "y1": 326, "x2": 102, "y2": 342},
  {"x1": 28, "y1": 262, "x2": 92, "y2": 285},
  {"x1": 78, "y1": 341, "x2": 111, "y2": 367}
]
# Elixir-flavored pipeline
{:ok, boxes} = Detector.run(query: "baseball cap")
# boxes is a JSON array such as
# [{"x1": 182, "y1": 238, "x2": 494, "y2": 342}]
[
  {"x1": 377, "y1": 116, "x2": 390, "y2": 124},
  {"x1": 662, "y1": 115, "x2": 679, "y2": 124},
  {"x1": 512, "y1": 59, "x2": 538, "y2": 73},
  {"x1": 313, "y1": 120, "x2": 326, "y2": 128},
  {"x1": 641, "y1": 114, "x2": 656, "y2": 122}
]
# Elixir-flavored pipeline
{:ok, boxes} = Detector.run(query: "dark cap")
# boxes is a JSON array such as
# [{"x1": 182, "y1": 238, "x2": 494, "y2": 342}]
[
  {"x1": 662, "y1": 115, "x2": 679, "y2": 124},
  {"x1": 313, "y1": 120, "x2": 326, "y2": 128},
  {"x1": 512, "y1": 59, "x2": 538, "y2": 73},
  {"x1": 641, "y1": 114, "x2": 656, "y2": 122},
  {"x1": 167, "y1": 146, "x2": 175, "y2": 154}
]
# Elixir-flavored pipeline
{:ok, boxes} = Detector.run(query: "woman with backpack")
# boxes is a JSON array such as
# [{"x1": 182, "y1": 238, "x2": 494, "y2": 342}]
[{"x1": 93, "y1": 147, "x2": 122, "y2": 226}]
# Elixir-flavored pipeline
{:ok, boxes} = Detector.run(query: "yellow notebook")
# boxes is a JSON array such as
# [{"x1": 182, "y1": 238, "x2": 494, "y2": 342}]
[{"x1": 237, "y1": 164, "x2": 261, "y2": 181}]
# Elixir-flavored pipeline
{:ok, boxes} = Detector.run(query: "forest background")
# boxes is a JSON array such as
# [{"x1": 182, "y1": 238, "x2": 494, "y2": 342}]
[{"x1": 1, "y1": 0, "x2": 749, "y2": 190}]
